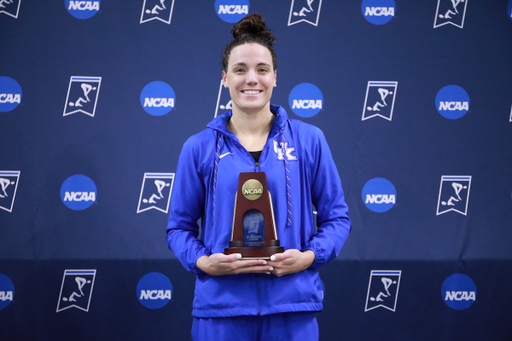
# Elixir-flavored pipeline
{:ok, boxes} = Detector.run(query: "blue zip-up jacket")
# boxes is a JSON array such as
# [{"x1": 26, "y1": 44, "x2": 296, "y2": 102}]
[{"x1": 166, "y1": 105, "x2": 351, "y2": 317}]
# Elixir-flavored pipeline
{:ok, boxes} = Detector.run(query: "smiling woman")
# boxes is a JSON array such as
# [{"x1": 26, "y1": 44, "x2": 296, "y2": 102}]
[
  {"x1": 221, "y1": 14, "x2": 278, "y2": 152},
  {"x1": 223, "y1": 43, "x2": 276, "y2": 117},
  {"x1": 222, "y1": 42, "x2": 277, "y2": 152},
  {"x1": 166, "y1": 13, "x2": 351, "y2": 341}
]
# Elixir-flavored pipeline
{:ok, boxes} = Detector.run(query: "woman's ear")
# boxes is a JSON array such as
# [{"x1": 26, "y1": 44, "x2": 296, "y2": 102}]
[{"x1": 222, "y1": 71, "x2": 228, "y2": 88}]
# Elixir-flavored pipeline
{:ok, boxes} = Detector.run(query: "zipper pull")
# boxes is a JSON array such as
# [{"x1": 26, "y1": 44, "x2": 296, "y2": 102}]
[{"x1": 255, "y1": 162, "x2": 259, "y2": 171}]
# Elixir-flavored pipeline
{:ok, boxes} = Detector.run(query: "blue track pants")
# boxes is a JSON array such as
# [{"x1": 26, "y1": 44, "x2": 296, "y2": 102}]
[{"x1": 191, "y1": 312, "x2": 319, "y2": 341}]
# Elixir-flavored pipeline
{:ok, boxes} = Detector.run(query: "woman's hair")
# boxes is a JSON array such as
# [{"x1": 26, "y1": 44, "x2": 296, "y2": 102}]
[{"x1": 221, "y1": 13, "x2": 277, "y2": 72}]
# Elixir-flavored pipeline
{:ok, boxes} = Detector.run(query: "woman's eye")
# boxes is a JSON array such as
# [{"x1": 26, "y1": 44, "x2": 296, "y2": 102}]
[{"x1": 235, "y1": 68, "x2": 245, "y2": 73}]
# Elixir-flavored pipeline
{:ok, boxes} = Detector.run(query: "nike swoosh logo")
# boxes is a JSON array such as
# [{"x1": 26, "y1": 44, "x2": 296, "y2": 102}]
[{"x1": 219, "y1": 152, "x2": 234, "y2": 159}]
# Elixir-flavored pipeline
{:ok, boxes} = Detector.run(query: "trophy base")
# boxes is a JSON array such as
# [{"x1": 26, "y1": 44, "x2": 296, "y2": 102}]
[{"x1": 224, "y1": 246, "x2": 285, "y2": 260}]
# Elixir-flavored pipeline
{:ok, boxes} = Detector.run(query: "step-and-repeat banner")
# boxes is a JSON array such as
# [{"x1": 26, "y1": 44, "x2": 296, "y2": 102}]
[{"x1": 1, "y1": 1, "x2": 512, "y2": 340}]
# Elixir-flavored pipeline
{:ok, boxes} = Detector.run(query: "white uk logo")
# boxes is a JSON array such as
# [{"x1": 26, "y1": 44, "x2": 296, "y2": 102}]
[
  {"x1": 434, "y1": 0, "x2": 468, "y2": 29},
  {"x1": 137, "y1": 173, "x2": 174, "y2": 213},
  {"x1": 362, "y1": 81, "x2": 398, "y2": 121},
  {"x1": 436, "y1": 175, "x2": 471, "y2": 215},
  {"x1": 63, "y1": 76, "x2": 102, "y2": 117},
  {"x1": 0, "y1": 0, "x2": 21, "y2": 18},
  {"x1": 273, "y1": 141, "x2": 297, "y2": 161},
  {"x1": 288, "y1": 0, "x2": 322, "y2": 26},
  {"x1": 140, "y1": 0, "x2": 174, "y2": 24},
  {"x1": 509, "y1": 104, "x2": 512, "y2": 122},
  {"x1": 0, "y1": 170, "x2": 20, "y2": 213}
]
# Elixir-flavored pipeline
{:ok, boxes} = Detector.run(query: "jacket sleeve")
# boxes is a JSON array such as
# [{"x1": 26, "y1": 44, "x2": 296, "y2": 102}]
[
  {"x1": 166, "y1": 136, "x2": 211, "y2": 274},
  {"x1": 302, "y1": 127, "x2": 351, "y2": 269}
]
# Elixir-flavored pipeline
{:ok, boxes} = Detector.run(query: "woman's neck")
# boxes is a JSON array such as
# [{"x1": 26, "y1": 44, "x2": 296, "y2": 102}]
[{"x1": 227, "y1": 107, "x2": 275, "y2": 151}]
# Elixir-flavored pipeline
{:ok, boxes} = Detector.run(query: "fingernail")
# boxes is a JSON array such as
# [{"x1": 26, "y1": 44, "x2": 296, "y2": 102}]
[
  {"x1": 266, "y1": 272, "x2": 271, "y2": 275},
  {"x1": 270, "y1": 256, "x2": 276, "y2": 261},
  {"x1": 269, "y1": 267, "x2": 274, "y2": 271},
  {"x1": 236, "y1": 254, "x2": 242, "y2": 259},
  {"x1": 262, "y1": 261, "x2": 267, "y2": 265}
]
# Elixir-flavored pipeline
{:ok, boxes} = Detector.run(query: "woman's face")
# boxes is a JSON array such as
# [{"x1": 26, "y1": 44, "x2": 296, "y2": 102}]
[{"x1": 222, "y1": 43, "x2": 276, "y2": 116}]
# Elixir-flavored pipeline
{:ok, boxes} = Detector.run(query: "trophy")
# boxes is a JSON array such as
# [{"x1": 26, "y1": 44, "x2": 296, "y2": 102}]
[{"x1": 224, "y1": 172, "x2": 284, "y2": 259}]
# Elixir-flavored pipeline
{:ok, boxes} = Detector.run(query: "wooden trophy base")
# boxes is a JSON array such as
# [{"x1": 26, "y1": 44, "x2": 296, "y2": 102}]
[
  {"x1": 224, "y1": 246, "x2": 285, "y2": 260},
  {"x1": 225, "y1": 240, "x2": 284, "y2": 260}
]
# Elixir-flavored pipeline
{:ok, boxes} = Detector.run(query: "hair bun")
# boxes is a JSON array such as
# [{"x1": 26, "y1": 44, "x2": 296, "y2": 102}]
[
  {"x1": 232, "y1": 13, "x2": 276, "y2": 45},
  {"x1": 222, "y1": 13, "x2": 278, "y2": 71}
]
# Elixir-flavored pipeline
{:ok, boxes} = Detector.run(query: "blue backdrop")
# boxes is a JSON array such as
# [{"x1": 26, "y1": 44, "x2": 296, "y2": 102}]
[{"x1": 1, "y1": 1, "x2": 512, "y2": 340}]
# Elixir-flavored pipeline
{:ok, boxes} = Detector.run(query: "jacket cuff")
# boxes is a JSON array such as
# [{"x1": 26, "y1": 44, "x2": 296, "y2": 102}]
[
  {"x1": 303, "y1": 247, "x2": 323, "y2": 270},
  {"x1": 191, "y1": 250, "x2": 212, "y2": 275}
]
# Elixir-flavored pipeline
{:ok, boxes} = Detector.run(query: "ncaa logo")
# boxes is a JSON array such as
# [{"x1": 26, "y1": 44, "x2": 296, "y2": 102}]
[
  {"x1": 442, "y1": 274, "x2": 476, "y2": 310},
  {"x1": 140, "y1": 0, "x2": 175, "y2": 24},
  {"x1": 140, "y1": 81, "x2": 176, "y2": 116},
  {"x1": 0, "y1": 0, "x2": 21, "y2": 19},
  {"x1": 65, "y1": 0, "x2": 100, "y2": 19},
  {"x1": 137, "y1": 272, "x2": 172, "y2": 309},
  {"x1": 289, "y1": 83, "x2": 323, "y2": 118},
  {"x1": 436, "y1": 85, "x2": 470, "y2": 119},
  {"x1": 215, "y1": 0, "x2": 249, "y2": 23},
  {"x1": 0, "y1": 76, "x2": 22, "y2": 113},
  {"x1": 362, "y1": 178, "x2": 396, "y2": 213},
  {"x1": 362, "y1": 0, "x2": 396, "y2": 25},
  {"x1": 60, "y1": 175, "x2": 97, "y2": 211},
  {"x1": 0, "y1": 274, "x2": 14, "y2": 310},
  {"x1": 0, "y1": 170, "x2": 21, "y2": 213}
]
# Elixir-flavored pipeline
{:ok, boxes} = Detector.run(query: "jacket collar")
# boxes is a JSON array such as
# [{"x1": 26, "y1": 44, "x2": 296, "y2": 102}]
[{"x1": 207, "y1": 104, "x2": 288, "y2": 140}]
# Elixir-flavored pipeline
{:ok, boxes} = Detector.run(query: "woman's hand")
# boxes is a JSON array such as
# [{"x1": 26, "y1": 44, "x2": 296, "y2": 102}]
[
  {"x1": 266, "y1": 249, "x2": 315, "y2": 277},
  {"x1": 196, "y1": 249, "x2": 315, "y2": 277},
  {"x1": 196, "y1": 253, "x2": 271, "y2": 276}
]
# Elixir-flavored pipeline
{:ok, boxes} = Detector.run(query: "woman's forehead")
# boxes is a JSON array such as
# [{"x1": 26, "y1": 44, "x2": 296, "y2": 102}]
[{"x1": 228, "y1": 43, "x2": 273, "y2": 65}]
